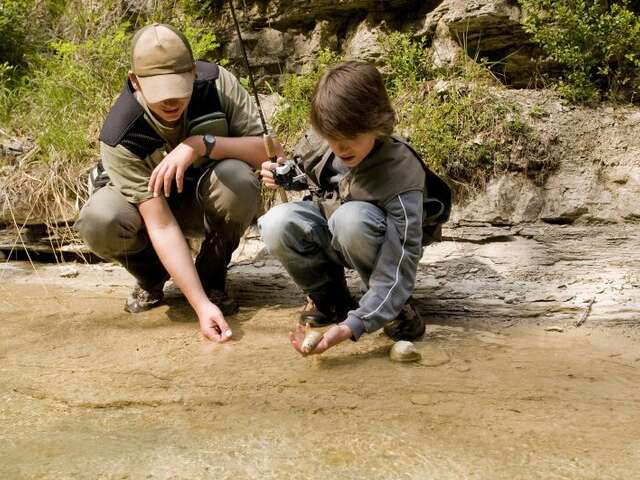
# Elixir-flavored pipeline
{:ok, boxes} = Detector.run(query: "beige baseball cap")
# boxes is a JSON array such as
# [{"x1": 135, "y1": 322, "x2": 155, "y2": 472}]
[{"x1": 131, "y1": 23, "x2": 195, "y2": 103}]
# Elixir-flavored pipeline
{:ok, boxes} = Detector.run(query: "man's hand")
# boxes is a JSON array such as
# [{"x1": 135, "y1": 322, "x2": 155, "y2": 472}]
[
  {"x1": 197, "y1": 301, "x2": 233, "y2": 342},
  {"x1": 289, "y1": 324, "x2": 353, "y2": 356},
  {"x1": 260, "y1": 159, "x2": 281, "y2": 190},
  {"x1": 149, "y1": 136, "x2": 203, "y2": 198}
]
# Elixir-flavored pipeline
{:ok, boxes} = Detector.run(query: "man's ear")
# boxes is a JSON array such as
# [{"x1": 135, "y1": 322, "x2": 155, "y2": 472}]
[{"x1": 128, "y1": 71, "x2": 141, "y2": 91}]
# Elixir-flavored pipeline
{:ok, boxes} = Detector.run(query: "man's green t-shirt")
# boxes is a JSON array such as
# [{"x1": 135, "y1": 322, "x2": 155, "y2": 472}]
[{"x1": 100, "y1": 65, "x2": 264, "y2": 204}]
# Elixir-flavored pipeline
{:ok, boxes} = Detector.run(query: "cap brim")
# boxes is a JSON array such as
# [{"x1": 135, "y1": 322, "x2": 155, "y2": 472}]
[{"x1": 137, "y1": 71, "x2": 195, "y2": 103}]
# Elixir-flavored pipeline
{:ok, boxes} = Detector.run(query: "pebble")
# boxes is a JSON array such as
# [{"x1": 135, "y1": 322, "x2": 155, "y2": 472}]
[
  {"x1": 60, "y1": 267, "x2": 79, "y2": 278},
  {"x1": 545, "y1": 326, "x2": 564, "y2": 333},
  {"x1": 390, "y1": 341, "x2": 422, "y2": 363}
]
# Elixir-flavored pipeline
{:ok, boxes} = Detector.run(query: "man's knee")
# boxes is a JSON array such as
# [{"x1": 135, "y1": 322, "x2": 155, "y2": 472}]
[
  {"x1": 200, "y1": 160, "x2": 260, "y2": 225},
  {"x1": 77, "y1": 193, "x2": 144, "y2": 258},
  {"x1": 329, "y1": 202, "x2": 385, "y2": 253}
]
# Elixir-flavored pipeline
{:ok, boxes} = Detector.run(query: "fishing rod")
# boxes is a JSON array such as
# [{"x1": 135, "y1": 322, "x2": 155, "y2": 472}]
[{"x1": 228, "y1": 0, "x2": 288, "y2": 203}]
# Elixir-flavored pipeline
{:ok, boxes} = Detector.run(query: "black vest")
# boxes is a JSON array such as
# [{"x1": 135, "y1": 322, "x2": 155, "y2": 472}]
[{"x1": 99, "y1": 61, "x2": 223, "y2": 157}]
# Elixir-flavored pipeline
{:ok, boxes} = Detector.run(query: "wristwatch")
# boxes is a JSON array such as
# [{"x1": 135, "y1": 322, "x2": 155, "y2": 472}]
[{"x1": 202, "y1": 134, "x2": 216, "y2": 158}]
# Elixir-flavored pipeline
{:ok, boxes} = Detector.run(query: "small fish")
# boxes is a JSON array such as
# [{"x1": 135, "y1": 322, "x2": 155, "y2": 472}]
[{"x1": 301, "y1": 330, "x2": 323, "y2": 354}]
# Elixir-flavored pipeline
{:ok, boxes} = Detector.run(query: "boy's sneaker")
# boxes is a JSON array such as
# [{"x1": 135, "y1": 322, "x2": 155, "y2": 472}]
[
  {"x1": 299, "y1": 284, "x2": 357, "y2": 328},
  {"x1": 124, "y1": 283, "x2": 165, "y2": 313},
  {"x1": 383, "y1": 301, "x2": 425, "y2": 341},
  {"x1": 206, "y1": 288, "x2": 239, "y2": 316}
]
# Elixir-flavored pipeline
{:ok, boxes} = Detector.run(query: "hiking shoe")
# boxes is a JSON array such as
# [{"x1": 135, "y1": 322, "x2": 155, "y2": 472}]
[
  {"x1": 299, "y1": 296, "x2": 338, "y2": 327},
  {"x1": 299, "y1": 284, "x2": 357, "y2": 328},
  {"x1": 383, "y1": 301, "x2": 425, "y2": 341},
  {"x1": 124, "y1": 283, "x2": 165, "y2": 313},
  {"x1": 206, "y1": 288, "x2": 239, "y2": 316}
]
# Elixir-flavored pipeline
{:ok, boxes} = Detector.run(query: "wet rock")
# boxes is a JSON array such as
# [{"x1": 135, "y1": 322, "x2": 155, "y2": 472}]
[
  {"x1": 390, "y1": 341, "x2": 422, "y2": 362},
  {"x1": 410, "y1": 393, "x2": 435, "y2": 406},
  {"x1": 545, "y1": 326, "x2": 564, "y2": 333},
  {"x1": 419, "y1": 346, "x2": 451, "y2": 367},
  {"x1": 60, "y1": 267, "x2": 79, "y2": 278}
]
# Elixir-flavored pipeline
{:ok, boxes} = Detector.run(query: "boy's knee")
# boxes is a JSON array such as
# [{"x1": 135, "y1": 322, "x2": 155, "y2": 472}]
[
  {"x1": 258, "y1": 203, "x2": 296, "y2": 253},
  {"x1": 259, "y1": 202, "x2": 325, "y2": 257},
  {"x1": 329, "y1": 202, "x2": 385, "y2": 251}
]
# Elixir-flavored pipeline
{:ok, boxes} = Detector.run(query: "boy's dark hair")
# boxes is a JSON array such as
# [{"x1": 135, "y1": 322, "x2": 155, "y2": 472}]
[{"x1": 310, "y1": 61, "x2": 396, "y2": 140}]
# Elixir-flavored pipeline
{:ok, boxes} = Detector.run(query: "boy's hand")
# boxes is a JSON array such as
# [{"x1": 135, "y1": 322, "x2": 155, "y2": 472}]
[
  {"x1": 197, "y1": 301, "x2": 233, "y2": 342},
  {"x1": 149, "y1": 136, "x2": 202, "y2": 198},
  {"x1": 289, "y1": 324, "x2": 353, "y2": 356},
  {"x1": 260, "y1": 159, "x2": 281, "y2": 190}
]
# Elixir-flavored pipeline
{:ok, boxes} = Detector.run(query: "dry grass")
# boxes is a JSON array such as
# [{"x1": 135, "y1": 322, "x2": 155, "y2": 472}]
[{"x1": 0, "y1": 147, "x2": 90, "y2": 262}]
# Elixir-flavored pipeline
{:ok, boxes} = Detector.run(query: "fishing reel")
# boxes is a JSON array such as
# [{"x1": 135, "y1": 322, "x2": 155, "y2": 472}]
[{"x1": 273, "y1": 157, "x2": 308, "y2": 191}]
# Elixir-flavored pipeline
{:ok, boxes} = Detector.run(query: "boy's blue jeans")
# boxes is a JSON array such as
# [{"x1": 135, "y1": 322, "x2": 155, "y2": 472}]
[{"x1": 258, "y1": 200, "x2": 386, "y2": 296}]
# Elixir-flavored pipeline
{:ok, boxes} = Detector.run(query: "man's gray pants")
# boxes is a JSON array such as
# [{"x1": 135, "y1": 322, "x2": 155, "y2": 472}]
[{"x1": 76, "y1": 159, "x2": 259, "y2": 292}]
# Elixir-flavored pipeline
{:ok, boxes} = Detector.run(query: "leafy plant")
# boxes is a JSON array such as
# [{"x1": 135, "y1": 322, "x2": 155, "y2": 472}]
[
  {"x1": 384, "y1": 33, "x2": 540, "y2": 192},
  {"x1": 380, "y1": 32, "x2": 433, "y2": 95},
  {"x1": 12, "y1": 23, "x2": 131, "y2": 160},
  {"x1": 271, "y1": 49, "x2": 342, "y2": 146},
  {"x1": 0, "y1": 0, "x2": 36, "y2": 67},
  {"x1": 519, "y1": 0, "x2": 640, "y2": 103}
]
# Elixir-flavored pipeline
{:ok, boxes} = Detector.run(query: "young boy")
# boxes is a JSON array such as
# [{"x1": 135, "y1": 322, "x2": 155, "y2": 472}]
[
  {"x1": 76, "y1": 23, "x2": 283, "y2": 341},
  {"x1": 259, "y1": 61, "x2": 451, "y2": 355}
]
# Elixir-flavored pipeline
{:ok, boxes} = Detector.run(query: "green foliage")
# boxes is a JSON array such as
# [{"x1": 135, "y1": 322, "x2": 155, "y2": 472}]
[
  {"x1": 0, "y1": 0, "x2": 36, "y2": 67},
  {"x1": 272, "y1": 49, "x2": 342, "y2": 145},
  {"x1": 0, "y1": 2, "x2": 225, "y2": 164},
  {"x1": 386, "y1": 33, "x2": 536, "y2": 189},
  {"x1": 396, "y1": 86, "x2": 535, "y2": 187},
  {"x1": 520, "y1": 0, "x2": 640, "y2": 103},
  {"x1": 380, "y1": 32, "x2": 433, "y2": 95},
  {"x1": 8, "y1": 23, "x2": 130, "y2": 160},
  {"x1": 182, "y1": 22, "x2": 221, "y2": 60}
]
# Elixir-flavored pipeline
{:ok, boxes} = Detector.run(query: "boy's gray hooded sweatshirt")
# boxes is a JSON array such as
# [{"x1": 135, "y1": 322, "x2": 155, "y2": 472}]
[{"x1": 295, "y1": 130, "x2": 428, "y2": 339}]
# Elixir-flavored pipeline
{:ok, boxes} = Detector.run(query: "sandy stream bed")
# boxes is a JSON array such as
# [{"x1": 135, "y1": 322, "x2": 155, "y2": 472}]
[{"x1": 1, "y1": 224, "x2": 639, "y2": 479}]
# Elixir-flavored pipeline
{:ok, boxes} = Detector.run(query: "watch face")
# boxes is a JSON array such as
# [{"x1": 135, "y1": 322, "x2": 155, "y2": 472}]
[{"x1": 204, "y1": 134, "x2": 215, "y2": 144}]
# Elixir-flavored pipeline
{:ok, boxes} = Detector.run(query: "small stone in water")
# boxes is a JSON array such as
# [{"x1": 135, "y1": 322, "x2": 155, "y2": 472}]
[
  {"x1": 60, "y1": 267, "x2": 79, "y2": 278},
  {"x1": 390, "y1": 341, "x2": 422, "y2": 363}
]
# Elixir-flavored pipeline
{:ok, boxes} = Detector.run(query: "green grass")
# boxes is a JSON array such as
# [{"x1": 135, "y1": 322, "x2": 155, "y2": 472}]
[
  {"x1": 271, "y1": 49, "x2": 342, "y2": 146},
  {"x1": 0, "y1": 2, "x2": 223, "y2": 165}
]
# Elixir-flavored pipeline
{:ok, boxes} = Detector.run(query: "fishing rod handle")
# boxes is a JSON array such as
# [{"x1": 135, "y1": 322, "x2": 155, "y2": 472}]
[{"x1": 262, "y1": 133, "x2": 289, "y2": 203}]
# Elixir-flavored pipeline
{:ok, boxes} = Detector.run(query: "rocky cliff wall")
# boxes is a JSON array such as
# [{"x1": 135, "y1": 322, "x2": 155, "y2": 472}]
[
  {"x1": 218, "y1": 0, "x2": 544, "y2": 87},
  {"x1": 216, "y1": 0, "x2": 639, "y2": 226},
  {"x1": 457, "y1": 90, "x2": 640, "y2": 225}
]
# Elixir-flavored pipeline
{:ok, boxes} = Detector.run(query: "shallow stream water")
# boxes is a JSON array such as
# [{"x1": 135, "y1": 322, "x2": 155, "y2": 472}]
[{"x1": 1, "y1": 261, "x2": 639, "y2": 479}]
